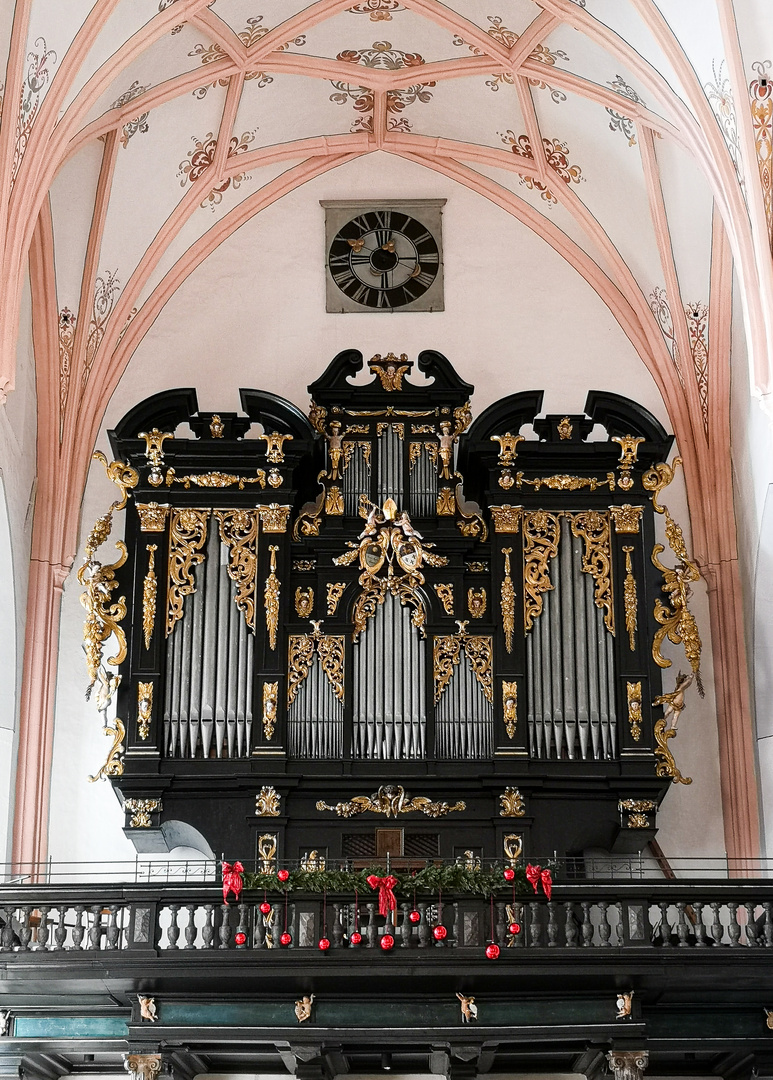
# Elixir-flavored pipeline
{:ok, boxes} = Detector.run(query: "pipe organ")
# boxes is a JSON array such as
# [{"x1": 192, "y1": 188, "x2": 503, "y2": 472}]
[{"x1": 103, "y1": 352, "x2": 691, "y2": 863}]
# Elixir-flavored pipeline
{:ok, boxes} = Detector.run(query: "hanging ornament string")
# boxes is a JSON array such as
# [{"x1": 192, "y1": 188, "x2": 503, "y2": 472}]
[
  {"x1": 351, "y1": 887, "x2": 362, "y2": 946},
  {"x1": 319, "y1": 887, "x2": 330, "y2": 951},
  {"x1": 490, "y1": 892, "x2": 495, "y2": 941}
]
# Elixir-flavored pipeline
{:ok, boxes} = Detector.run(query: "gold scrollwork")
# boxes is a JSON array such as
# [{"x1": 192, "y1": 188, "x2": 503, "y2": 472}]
[
  {"x1": 503, "y1": 681, "x2": 517, "y2": 739},
  {"x1": 653, "y1": 718, "x2": 692, "y2": 785},
  {"x1": 259, "y1": 503, "x2": 291, "y2": 533},
  {"x1": 318, "y1": 633, "x2": 345, "y2": 701},
  {"x1": 622, "y1": 546, "x2": 637, "y2": 651},
  {"x1": 433, "y1": 621, "x2": 493, "y2": 704},
  {"x1": 88, "y1": 718, "x2": 125, "y2": 782},
  {"x1": 500, "y1": 786, "x2": 525, "y2": 816},
  {"x1": 467, "y1": 587, "x2": 487, "y2": 618},
  {"x1": 490, "y1": 505, "x2": 522, "y2": 534},
  {"x1": 618, "y1": 798, "x2": 656, "y2": 829},
  {"x1": 491, "y1": 433, "x2": 524, "y2": 466},
  {"x1": 165, "y1": 468, "x2": 266, "y2": 490},
  {"x1": 627, "y1": 680, "x2": 642, "y2": 742},
  {"x1": 523, "y1": 510, "x2": 561, "y2": 632},
  {"x1": 610, "y1": 504, "x2": 643, "y2": 534},
  {"x1": 433, "y1": 582, "x2": 454, "y2": 615},
  {"x1": 569, "y1": 510, "x2": 614, "y2": 634},
  {"x1": 316, "y1": 784, "x2": 466, "y2": 819},
  {"x1": 256, "y1": 785, "x2": 281, "y2": 816},
  {"x1": 93, "y1": 450, "x2": 140, "y2": 510},
  {"x1": 287, "y1": 622, "x2": 345, "y2": 705},
  {"x1": 501, "y1": 548, "x2": 515, "y2": 653},
  {"x1": 215, "y1": 509, "x2": 259, "y2": 631},
  {"x1": 265, "y1": 546, "x2": 280, "y2": 650},
  {"x1": 326, "y1": 581, "x2": 347, "y2": 615},
  {"x1": 295, "y1": 587, "x2": 314, "y2": 618},
  {"x1": 643, "y1": 458, "x2": 703, "y2": 693},
  {"x1": 124, "y1": 798, "x2": 162, "y2": 828},
  {"x1": 139, "y1": 428, "x2": 173, "y2": 487},
  {"x1": 136, "y1": 502, "x2": 169, "y2": 533},
  {"x1": 262, "y1": 681, "x2": 278, "y2": 740},
  {"x1": 166, "y1": 509, "x2": 209, "y2": 637},
  {"x1": 437, "y1": 487, "x2": 455, "y2": 515},
  {"x1": 79, "y1": 526, "x2": 128, "y2": 696},
  {"x1": 259, "y1": 431, "x2": 293, "y2": 463},
  {"x1": 137, "y1": 682, "x2": 153, "y2": 740},
  {"x1": 325, "y1": 485, "x2": 344, "y2": 514},
  {"x1": 516, "y1": 472, "x2": 616, "y2": 492}
]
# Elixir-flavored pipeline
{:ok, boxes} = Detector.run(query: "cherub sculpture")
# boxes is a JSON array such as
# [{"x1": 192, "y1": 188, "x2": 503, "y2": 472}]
[
  {"x1": 456, "y1": 993, "x2": 478, "y2": 1023},
  {"x1": 653, "y1": 671, "x2": 694, "y2": 731},
  {"x1": 615, "y1": 992, "x2": 633, "y2": 1019},
  {"x1": 295, "y1": 995, "x2": 314, "y2": 1023},
  {"x1": 138, "y1": 996, "x2": 157, "y2": 1022}
]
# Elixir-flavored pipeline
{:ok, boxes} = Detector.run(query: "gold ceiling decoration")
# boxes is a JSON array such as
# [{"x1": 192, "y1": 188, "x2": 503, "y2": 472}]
[{"x1": 316, "y1": 784, "x2": 466, "y2": 819}]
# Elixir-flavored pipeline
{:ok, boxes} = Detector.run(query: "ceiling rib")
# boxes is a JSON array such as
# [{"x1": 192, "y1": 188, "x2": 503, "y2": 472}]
[
  {"x1": 189, "y1": 8, "x2": 250, "y2": 64},
  {"x1": 510, "y1": 11, "x2": 560, "y2": 68}
]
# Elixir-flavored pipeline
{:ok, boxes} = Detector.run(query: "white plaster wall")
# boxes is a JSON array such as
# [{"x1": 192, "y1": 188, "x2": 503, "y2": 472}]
[
  {"x1": 0, "y1": 271, "x2": 38, "y2": 867},
  {"x1": 48, "y1": 152, "x2": 725, "y2": 867}
]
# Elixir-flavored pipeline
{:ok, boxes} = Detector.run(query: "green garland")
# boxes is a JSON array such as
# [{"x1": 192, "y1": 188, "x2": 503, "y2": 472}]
[{"x1": 242, "y1": 863, "x2": 529, "y2": 897}]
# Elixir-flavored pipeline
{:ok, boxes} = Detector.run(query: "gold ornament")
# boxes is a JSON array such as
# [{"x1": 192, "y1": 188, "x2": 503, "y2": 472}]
[
  {"x1": 215, "y1": 509, "x2": 259, "y2": 630},
  {"x1": 165, "y1": 469, "x2": 266, "y2": 490},
  {"x1": 142, "y1": 545, "x2": 157, "y2": 650},
  {"x1": 326, "y1": 581, "x2": 347, "y2": 615},
  {"x1": 499, "y1": 786, "x2": 524, "y2": 816},
  {"x1": 433, "y1": 621, "x2": 493, "y2": 705},
  {"x1": 259, "y1": 503, "x2": 291, "y2": 533},
  {"x1": 136, "y1": 502, "x2": 169, "y2": 532},
  {"x1": 516, "y1": 472, "x2": 616, "y2": 492},
  {"x1": 467, "y1": 587, "x2": 487, "y2": 618},
  {"x1": 88, "y1": 718, "x2": 125, "y2": 782},
  {"x1": 523, "y1": 510, "x2": 560, "y2": 632},
  {"x1": 138, "y1": 428, "x2": 173, "y2": 486},
  {"x1": 137, "y1": 682, "x2": 153, "y2": 740},
  {"x1": 569, "y1": 510, "x2": 614, "y2": 635},
  {"x1": 316, "y1": 784, "x2": 466, "y2": 819},
  {"x1": 255, "y1": 785, "x2": 281, "y2": 816},
  {"x1": 166, "y1": 508, "x2": 209, "y2": 637},
  {"x1": 610, "y1": 504, "x2": 643, "y2": 534},
  {"x1": 262, "y1": 682, "x2": 278, "y2": 740},
  {"x1": 295, "y1": 587, "x2": 314, "y2": 617},
  {"x1": 503, "y1": 681, "x2": 517, "y2": 739},
  {"x1": 209, "y1": 414, "x2": 224, "y2": 438},
  {"x1": 124, "y1": 798, "x2": 162, "y2": 828},
  {"x1": 369, "y1": 352, "x2": 411, "y2": 390},
  {"x1": 433, "y1": 582, "x2": 454, "y2": 615},
  {"x1": 501, "y1": 547, "x2": 515, "y2": 653},
  {"x1": 259, "y1": 431, "x2": 293, "y2": 463},
  {"x1": 264, "y1": 546, "x2": 280, "y2": 650},
  {"x1": 622, "y1": 545, "x2": 637, "y2": 651},
  {"x1": 490, "y1": 505, "x2": 522, "y2": 533},
  {"x1": 557, "y1": 416, "x2": 573, "y2": 440},
  {"x1": 626, "y1": 681, "x2": 642, "y2": 742},
  {"x1": 491, "y1": 433, "x2": 524, "y2": 466}
]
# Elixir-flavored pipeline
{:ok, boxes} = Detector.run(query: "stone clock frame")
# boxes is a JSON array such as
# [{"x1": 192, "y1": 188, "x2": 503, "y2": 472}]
[{"x1": 322, "y1": 199, "x2": 445, "y2": 313}]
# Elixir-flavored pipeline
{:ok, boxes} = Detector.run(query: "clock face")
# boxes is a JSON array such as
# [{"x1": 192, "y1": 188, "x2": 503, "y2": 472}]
[{"x1": 327, "y1": 210, "x2": 440, "y2": 310}]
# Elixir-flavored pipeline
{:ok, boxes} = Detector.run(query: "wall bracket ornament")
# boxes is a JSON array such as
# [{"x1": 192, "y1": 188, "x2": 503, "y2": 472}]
[{"x1": 316, "y1": 784, "x2": 466, "y2": 819}]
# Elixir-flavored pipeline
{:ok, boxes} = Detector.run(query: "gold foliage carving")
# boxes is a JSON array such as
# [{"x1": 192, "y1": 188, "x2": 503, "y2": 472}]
[
  {"x1": 490, "y1": 505, "x2": 522, "y2": 533},
  {"x1": 124, "y1": 798, "x2": 162, "y2": 828},
  {"x1": 557, "y1": 417, "x2": 573, "y2": 440},
  {"x1": 326, "y1": 581, "x2": 347, "y2": 615},
  {"x1": 166, "y1": 509, "x2": 209, "y2": 637},
  {"x1": 523, "y1": 510, "x2": 561, "y2": 632},
  {"x1": 325, "y1": 485, "x2": 344, "y2": 515},
  {"x1": 262, "y1": 682, "x2": 278, "y2": 740},
  {"x1": 79, "y1": 535, "x2": 128, "y2": 695},
  {"x1": 92, "y1": 450, "x2": 139, "y2": 510},
  {"x1": 259, "y1": 503, "x2": 291, "y2": 533},
  {"x1": 259, "y1": 431, "x2": 293, "y2": 463},
  {"x1": 467, "y1": 587, "x2": 486, "y2": 618},
  {"x1": 516, "y1": 472, "x2": 616, "y2": 492},
  {"x1": 316, "y1": 784, "x2": 465, "y2": 819},
  {"x1": 499, "y1": 786, "x2": 525, "y2": 816},
  {"x1": 433, "y1": 621, "x2": 493, "y2": 705},
  {"x1": 165, "y1": 468, "x2": 266, "y2": 489},
  {"x1": 256, "y1": 785, "x2": 281, "y2": 816},
  {"x1": 623, "y1": 546, "x2": 637, "y2": 651},
  {"x1": 610, "y1": 504, "x2": 643, "y2": 534},
  {"x1": 287, "y1": 634, "x2": 315, "y2": 707},
  {"x1": 265, "y1": 545, "x2": 280, "y2": 650},
  {"x1": 491, "y1": 433, "x2": 524, "y2": 466},
  {"x1": 503, "y1": 681, "x2": 517, "y2": 739},
  {"x1": 569, "y1": 510, "x2": 614, "y2": 635},
  {"x1": 136, "y1": 502, "x2": 169, "y2": 532},
  {"x1": 295, "y1": 587, "x2": 314, "y2": 617},
  {"x1": 137, "y1": 682, "x2": 153, "y2": 741},
  {"x1": 626, "y1": 680, "x2": 642, "y2": 742},
  {"x1": 317, "y1": 633, "x2": 345, "y2": 702},
  {"x1": 215, "y1": 509, "x2": 259, "y2": 631},
  {"x1": 88, "y1": 717, "x2": 125, "y2": 782},
  {"x1": 437, "y1": 487, "x2": 455, "y2": 515},
  {"x1": 653, "y1": 718, "x2": 692, "y2": 785},
  {"x1": 287, "y1": 622, "x2": 345, "y2": 705},
  {"x1": 433, "y1": 582, "x2": 454, "y2": 615},
  {"x1": 501, "y1": 548, "x2": 515, "y2": 653}
]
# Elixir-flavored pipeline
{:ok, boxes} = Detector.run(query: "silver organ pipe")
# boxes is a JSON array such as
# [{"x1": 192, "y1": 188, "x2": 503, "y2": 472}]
[
  {"x1": 527, "y1": 530, "x2": 617, "y2": 761},
  {"x1": 353, "y1": 592, "x2": 426, "y2": 759},
  {"x1": 435, "y1": 649, "x2": 493, "y2": 760},
  {"x1": 377, "y1": 426, "x2": 404, "y2": 506},
  {"x1": 343, "y1": 442, "x2": 370, "y2": 517},
  {"x1": 287, "y1": 654, "x2": 343, "y2": 759},
  {"x1": 163, "y1": 528, "x2": 254, "y2": 759},
  {"x1": 409, "y1": 443, "x2": 438, "y2": 518}
]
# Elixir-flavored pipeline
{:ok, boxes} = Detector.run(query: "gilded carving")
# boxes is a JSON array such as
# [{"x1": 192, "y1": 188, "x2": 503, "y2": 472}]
[
  {"x1": 523, "y1": 510, "x2": 561, "y2": 632},
  {"x1": 293, "y1": 559, "x2": 316, "y2": 572},
  {"x1": 138, "y1": 428, "x2": 173, "y2": 487},
  {"x1": 262, "y1": 681, "x2": 278, "y2": 740},
  {"x1": 209, "y1": 414, "x2": 224, "y2": 438},
  {"x1": 165, "y1": 468, "x2": 266, "y2": 490},
  {"x1": 93, "y1": 450, "x2": 140, "y2": 510},
  {"x1": 491, "y1": 433, "x2": 524, "y2": 466},
  {"x1": 503, "y1": 834, "x2": 522, "y2": 865},
  {"x1": 215, "y1": 509, "x2": 259, "y2": 630},
  {"x1": 259, "y1": 503, "x2": 291, "y2": 533},
  {"x1": 124, "y1": 798, "x2": 162, "y2": 828},
  {"x1": 268, "y1": 468, "x2": 283, "y2": 489},
  {"x1": 326, "y1": 581, "x2": 347, "y2": 614},
  {"x1": 437, "y1": 487, "x2": 455, "y2": 515},
  {"x1": 317, "y1": 632, "x2": 346, "y2": 702},
  {"x1": 137, "y1": 681, "x2": 153, "y2": 740},
  {"x1": 516, "y1": 472, "x2": 616, "y2": 492},
  {"x1": 258, "y1": 834, "x2": 277, "y2": 873},
  {"x1": 557, "y1": 416, "x2": 573, "y2": 440},
  {"x1": 255, "y1": 785, "x2": 281, "y2": 816},
  {"x1": 613, "y1": 434, "x2": 644, "y2": 493},
  {"x1": 653, "y1": 718, "x2": 691, "y2": 785},
  {"x1": 369, "y1": 352, "x2": 410, "y2": 390},
  {"x1": 166, "y1": 508, "x2": 209, "y2": 637},
  {"x1": 259, "y1": 431, "x2": 293, "y2": 462},
  {"x1": 610, "y1": 504, "x2": 643, "y2": 534},
  {"x1": 88, "y1": 718, "x2": 125, "y2": 782},
  {"x1": 569, "y1": 510, "x2": 614, "y2": 634},
  {"x1": 499, "y1": 470, "x2": 515, "y2": 489},
  {"x1": 623, "y1": 545, "x2": 637, "y2": 651},
  {"x1": 433, "y1": 621, "x2": 493, "y2": 704},
  {"x1": 626, "y1": 680, "x2": 642, "y2": 742},
  {"x1": 325, "y1": 485, "x2": 344, "y2": 514},
  {"x1": 287, "y1": 622, "x2": 345, "y2": 705},
  {"x1": 501, "y1": 547, "x2": 515, "y2": 653},
  {"x1": 316, "y1": 784, "x2": 465, "y2": 819},
  {"x1": 490, "y1": 505, "x2": 522, "y2": 533},
  {"x1": 136, "y1": 502, "x2": 169, "y2": 532},
  {"x1": 433, "y1": 582, "x2": 454, "y2": 615},
  {"x1": 503, "y1": 681, "x2": 517, "y2": 739},
  {"x1": 500, "y1": 786, "x2": 525, "y2": 816},
  {"x1": 287, "y1": 633, "x2": 315, "y2": 706},
  {"x1": 265, "y1": 545, "x2": 280, "y2": 650},
  {"x1": 467, "y1": 587, "x2": 487, "y2": 618},
  {"x1": 619, "y1": 798, "x2": 656, "y2": 828},
  {"x1": 295, "y1": 587, "x2": 314, "y2": 617},
  {"x1": 78, "y1": 516, "x2": 128, "y2": 695}
]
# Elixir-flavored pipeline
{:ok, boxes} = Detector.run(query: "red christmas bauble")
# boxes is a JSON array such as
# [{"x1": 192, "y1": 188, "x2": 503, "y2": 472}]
[
  {"x1": 508, "y1": 922, "x2": 521, "y2": 935},
  {"x1": 485, "y1": 943, "x2": 500, "y2": 960},
  {"x1": 259, "y1": 901, "x2": 271, "y2": 914},
  {"x1": 409, "y1": 910, "x2": 421, "y2": 923},
  {"x1": 433, "y1": 925, "x2": 447, "y2": 941},
  {"x1": 503, "y1": 867, "x2": 515, "y2": 881},
  {"x1": 277, "y1": 869, "x2": 290, "y2": 882},
  {"x1": 380, "y1": 934, "x2": 395, "y2": 951},
  {"x1": 318, "y1": 937, "x2": 331, "y2": 951},
  {"x1": 234, "y1": 931, "x2": 247, "y2": 945},
  {"x1": 280, "y1": 932, "x2": 292, "y2": 946},
  {"x1": 350, "y1": 931, "x2": 362, "y2": 946}
]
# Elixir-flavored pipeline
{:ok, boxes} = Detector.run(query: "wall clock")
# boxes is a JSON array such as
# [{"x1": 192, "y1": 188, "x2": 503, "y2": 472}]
[{"x1": 323, "y1": 200, "x2": 445, "y2": 313}]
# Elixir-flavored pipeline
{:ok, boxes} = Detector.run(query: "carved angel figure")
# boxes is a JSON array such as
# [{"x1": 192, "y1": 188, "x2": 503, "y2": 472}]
[
  {"x1": 456, "y1": 993, "x2": 478, "y2": 1023},
  {"x1": 653, "y1": 671, "x2": 694, "y2": 731},
  {"x1": 295, "y1": 995, "x2": 314, "y2": 1023},
  {"x1": 138, "y1": 996, "x2": 157, "y2": 1022},
  {"x1": 615, "y1": 992, "x2": 633, "y2": 1019}
]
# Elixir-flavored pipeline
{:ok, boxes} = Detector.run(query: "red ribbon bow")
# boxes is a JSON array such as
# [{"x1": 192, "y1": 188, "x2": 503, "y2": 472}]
[
  {"x1": 367, "y1": 874, "x2": 398, "y2": 917},
  {"x1": 222, "y1": 861, "x2": 244, "y2": 905},
  {"x1": 525, "y1": 864, "x2": 552, "y2": 900}
]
